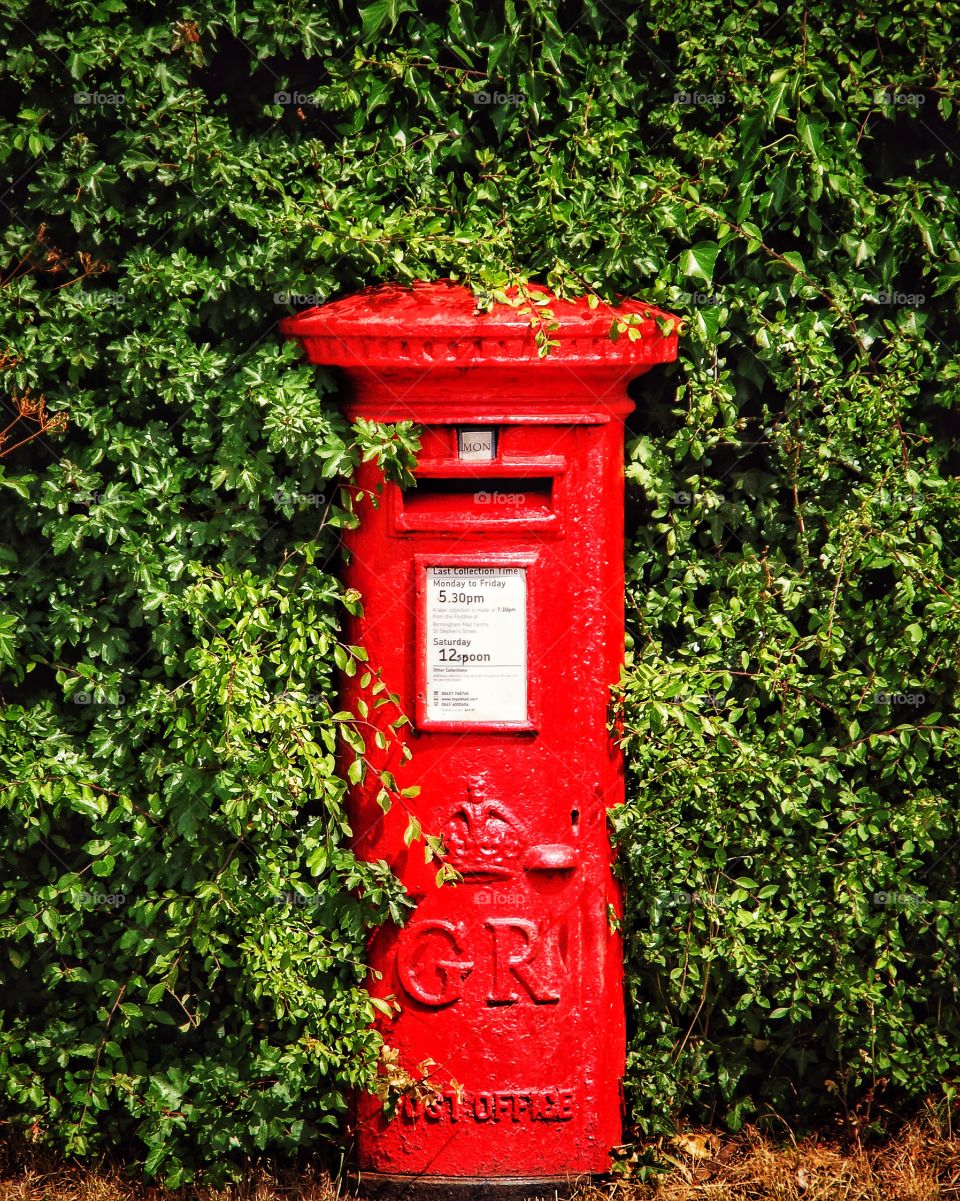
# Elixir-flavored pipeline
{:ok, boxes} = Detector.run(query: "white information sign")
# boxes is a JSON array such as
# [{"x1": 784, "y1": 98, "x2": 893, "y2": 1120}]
[{"x1": 424, "y1": 566, "x2": 527, "y2": 723}]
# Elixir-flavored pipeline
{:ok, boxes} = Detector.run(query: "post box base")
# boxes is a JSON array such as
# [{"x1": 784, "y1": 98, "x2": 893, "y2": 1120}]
[{"x1": 349, "y1": 1171, "x2": 591, "y2": 1200}]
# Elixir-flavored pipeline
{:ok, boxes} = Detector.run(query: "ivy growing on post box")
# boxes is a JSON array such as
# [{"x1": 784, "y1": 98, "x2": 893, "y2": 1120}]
[{"x1": 1, "y1": 0, "x2": 959, "y2": 1185}]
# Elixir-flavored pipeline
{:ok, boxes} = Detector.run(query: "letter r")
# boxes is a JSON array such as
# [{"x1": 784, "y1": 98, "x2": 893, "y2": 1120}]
[{"x1": 484, "y1": 918, "x2": 560, "y2": 1004}]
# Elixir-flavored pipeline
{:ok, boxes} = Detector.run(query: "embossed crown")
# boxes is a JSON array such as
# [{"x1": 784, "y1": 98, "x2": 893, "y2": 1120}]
[{"x1": 445, "y1": 787, "x2": 525, "y2": 880}]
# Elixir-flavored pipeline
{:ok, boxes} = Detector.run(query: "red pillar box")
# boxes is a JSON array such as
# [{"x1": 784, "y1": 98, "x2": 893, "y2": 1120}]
[{"x1": 281, "y1": 282, "x2": 679, "y2": 1200}]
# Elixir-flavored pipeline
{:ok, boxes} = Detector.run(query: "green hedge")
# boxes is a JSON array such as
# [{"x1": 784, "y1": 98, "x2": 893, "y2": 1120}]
[{"x1": 1, "y1": 0, "x2": 959, "y2": 1184}]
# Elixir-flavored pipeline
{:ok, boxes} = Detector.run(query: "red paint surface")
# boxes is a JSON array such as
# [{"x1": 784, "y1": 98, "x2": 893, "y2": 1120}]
[{"x1": 280, "y1": 282, "x2": 678, "y2": 1184}]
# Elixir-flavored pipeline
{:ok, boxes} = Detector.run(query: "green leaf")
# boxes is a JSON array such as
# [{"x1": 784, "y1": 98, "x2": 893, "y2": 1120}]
[
  {"x1": 359, "y1": 0, "x2": 417, "y2": 38},
  {"x1": 681, "y1": 242, "x2": 720, "y2": 285},
  {"x1": 403, "y1": 815, "x2": 421, "y2": 847}
]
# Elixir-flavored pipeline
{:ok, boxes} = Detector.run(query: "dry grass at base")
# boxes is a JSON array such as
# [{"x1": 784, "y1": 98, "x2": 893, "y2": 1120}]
[
  {"x1": 0, "y1": 1159, "x2": 340, "y2": 1201},
  {"x1": 2, "y1": 1109, "x2": 960, "y2": 1201},
  {"x1": 588, "y1": 1105, "x2": 960, "y2": 1201}
]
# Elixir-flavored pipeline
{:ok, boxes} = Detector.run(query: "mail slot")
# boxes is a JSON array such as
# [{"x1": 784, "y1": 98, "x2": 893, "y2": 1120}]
[
  {"x1": 400, "y1": 476, "x2": 555, "y2": 528},
  {"x1": 280, "y1": 281, "x2": 679, "y2": 1199}
]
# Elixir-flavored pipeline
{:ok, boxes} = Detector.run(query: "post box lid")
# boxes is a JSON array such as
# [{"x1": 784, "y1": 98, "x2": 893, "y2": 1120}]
[{"x1": 278, "y1": 279, "x2": 680, "y2": 370}]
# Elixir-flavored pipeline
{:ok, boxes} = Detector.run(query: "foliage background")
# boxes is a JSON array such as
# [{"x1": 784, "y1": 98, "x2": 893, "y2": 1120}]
[{"x1": 1, "y1": 0, "x2": 959, "y2": 1184}]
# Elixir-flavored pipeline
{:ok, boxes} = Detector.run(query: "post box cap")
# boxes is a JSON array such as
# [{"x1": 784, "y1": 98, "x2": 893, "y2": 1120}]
[{"x1": 279, "y1": 279, "x2": 680, "y2": 370}]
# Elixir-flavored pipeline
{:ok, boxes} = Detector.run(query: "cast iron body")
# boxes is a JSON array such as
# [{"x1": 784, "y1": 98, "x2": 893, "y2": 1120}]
[{"x1": 281, "y1": 281, "x2": 679, "y2": 1198}]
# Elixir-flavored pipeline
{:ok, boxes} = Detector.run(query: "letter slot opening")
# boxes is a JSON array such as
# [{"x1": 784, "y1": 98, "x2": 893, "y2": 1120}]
[{"x1": 400, "y1": 476, "x2": 555, "y2": 528}]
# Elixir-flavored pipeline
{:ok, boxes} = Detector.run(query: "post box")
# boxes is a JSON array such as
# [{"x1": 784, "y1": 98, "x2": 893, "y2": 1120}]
[{"x1": 280, "y1": 281, "x2": 679, "y2": 1199}]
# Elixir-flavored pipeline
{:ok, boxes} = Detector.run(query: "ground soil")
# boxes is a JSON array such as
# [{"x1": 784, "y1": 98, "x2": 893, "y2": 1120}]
[{"x1": 3, "y1": 1109, "x2": 960, "y2": 1201}]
